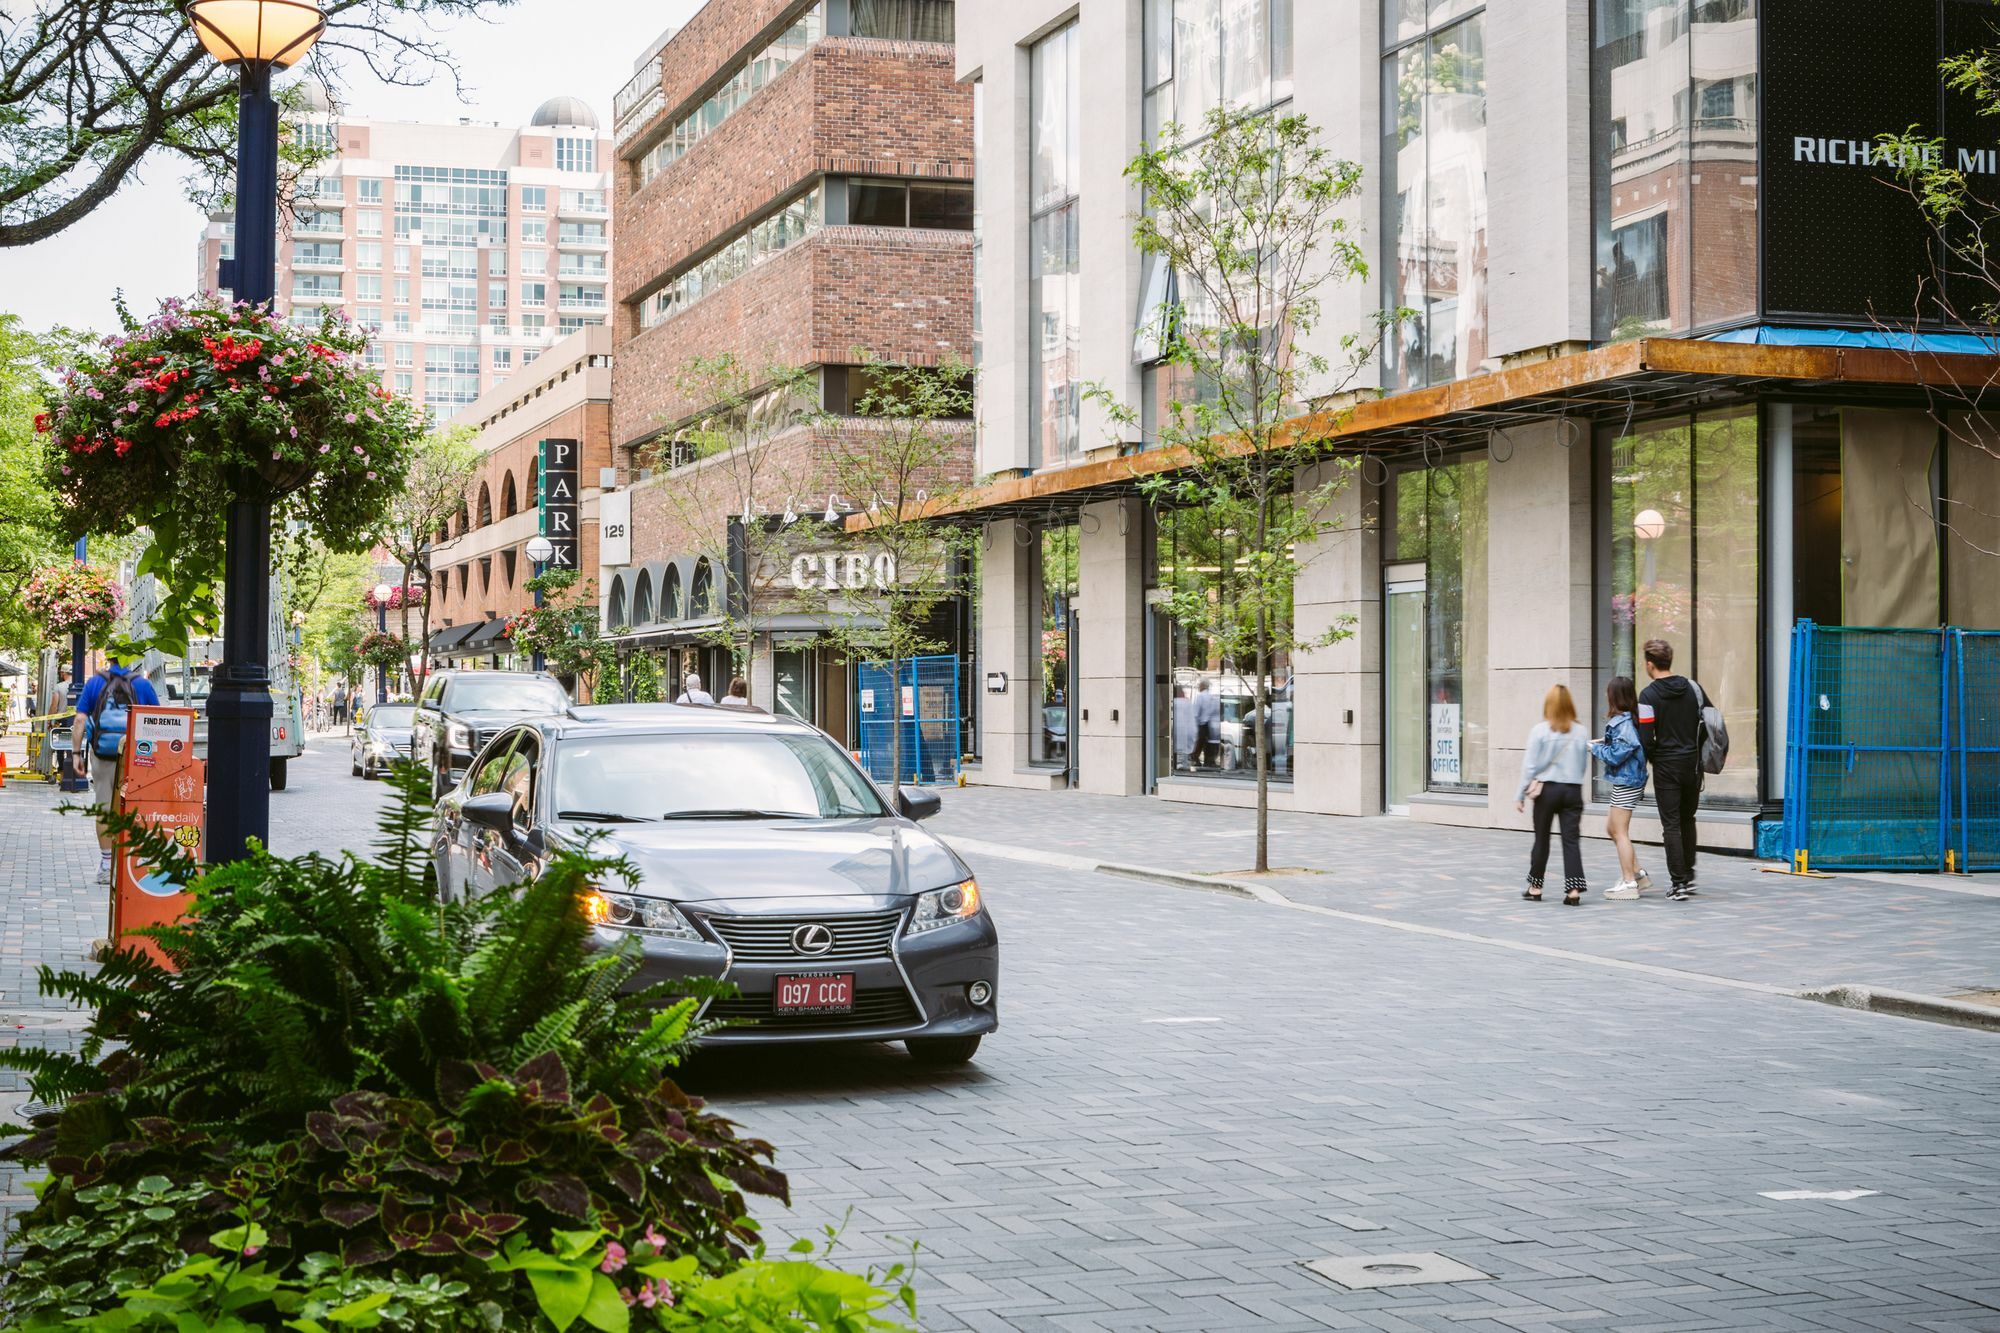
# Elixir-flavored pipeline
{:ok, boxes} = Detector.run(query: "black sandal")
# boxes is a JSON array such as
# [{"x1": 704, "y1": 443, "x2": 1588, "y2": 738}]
[
  {"x1": 1562, "y1": 889, "x2": 1582, "y2": 906},
  {"x1": 1522, "y1": 888, "x2": 1544, "y2": 902}
]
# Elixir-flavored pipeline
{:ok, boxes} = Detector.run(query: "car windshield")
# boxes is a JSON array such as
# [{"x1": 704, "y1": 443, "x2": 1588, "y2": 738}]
[
  {"x1": 447, "y1": 677, "x2": 568, "y2": 712},
  {"x1": 553, "y1": 732, "x2": 888, "y2": 821},
  {"x1": 367, "y1": 705, "x2": 415, "y2": 729}
]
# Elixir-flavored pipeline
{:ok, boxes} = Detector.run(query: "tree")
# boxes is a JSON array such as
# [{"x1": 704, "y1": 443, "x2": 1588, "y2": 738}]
[
  {"x1": 652, "y1": 355, "x2": 831, "y2": 695},
  {"x1": 0, "y1": 0, "x2": 516, "y2": 248},
  {"x1": 832, "y1": 360, "x2": 975, "y2": 797},
  {"x1": 0, "y1": 314, "x2": 64, "y2": 655},
  {"x1": 626, "y1": 650, "x2": 663, "y2": 704},
  {"x1": 371, "y1": 426, "x2": 477, "y2": 680},
  {"x1": 510, "y1": 568, "x2": 612, "y2": 701},
  {"x1": 1089, "y1": 107, "x2": 1392, "y2": 873}
]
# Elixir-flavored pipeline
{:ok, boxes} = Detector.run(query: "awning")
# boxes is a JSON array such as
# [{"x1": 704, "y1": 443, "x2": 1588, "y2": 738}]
[
  {"x1": 463, "y1": 618, "x2": 510, "y2": 648},
  {"x1": 429, "y1": 623, "x2": 478, "y2": 652},
  {"x1": 853, "y1": 335, "x2": 2000, "y2": 527},
  {"x1": 0, "y1": 660, "x2": 23, "y2": 677}
]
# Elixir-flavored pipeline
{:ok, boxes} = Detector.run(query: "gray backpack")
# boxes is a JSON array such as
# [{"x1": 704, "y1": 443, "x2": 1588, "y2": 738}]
[{"x1": 1692, "y1": 681, "x2": 1729, "y2": 775}]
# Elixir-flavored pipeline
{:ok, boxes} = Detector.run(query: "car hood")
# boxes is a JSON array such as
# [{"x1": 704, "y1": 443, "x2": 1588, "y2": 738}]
[
  {"x1": 367, "y1": 727, "x2": 413, "y2": 744},
  {"x1": 571, "y1": 818, "x2": 970, "y2": 907},
  {"x1": 453, "y1": 708, "x2": 557, "y2": 729}
]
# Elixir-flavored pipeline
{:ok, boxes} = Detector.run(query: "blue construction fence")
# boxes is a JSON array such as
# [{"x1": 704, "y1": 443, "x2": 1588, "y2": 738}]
[
  {"x1": 855, "y1": 654, "x2": 962, "y2": 786},
  {"x1": 1782, "y1": 621, "x2": 2000, "y2": 872}
]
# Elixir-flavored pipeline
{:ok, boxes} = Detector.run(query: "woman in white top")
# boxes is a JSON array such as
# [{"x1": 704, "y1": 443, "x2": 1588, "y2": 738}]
[
  {"x1": 1516, "y1": 683, "x2": 1591, "y2": 906},
  {"x1": 718, "y1": 677, "x2": 752, "y2": 708}
]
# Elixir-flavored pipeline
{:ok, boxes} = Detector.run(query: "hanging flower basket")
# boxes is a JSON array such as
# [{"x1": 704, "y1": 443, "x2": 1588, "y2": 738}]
[
  {"x1": 36, "y1": 295, "x2": 428, "y2": 656},
  {"x1": 21, "y1": 560, "x2": 123, "y2": 645},
  {"x1": 355, "y1": 631, "x2": 410, "y2": 673},
  {"x1": 362, "y1": 584, "x2": 426, "y2": 611}
]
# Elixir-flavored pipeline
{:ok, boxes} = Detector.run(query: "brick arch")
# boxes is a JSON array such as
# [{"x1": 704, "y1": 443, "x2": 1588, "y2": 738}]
[
  {"x1": 477, "y1": 482, "x2": 493, "y2": 528},
  {"x1": 500, "y1": 471, "x2": 518, "y2": 519}
]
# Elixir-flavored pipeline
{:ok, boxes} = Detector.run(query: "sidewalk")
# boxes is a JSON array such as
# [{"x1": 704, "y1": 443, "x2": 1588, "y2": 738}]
[{"x1": 927, "y1": 784, "x2": 2000, "y2": 1006}]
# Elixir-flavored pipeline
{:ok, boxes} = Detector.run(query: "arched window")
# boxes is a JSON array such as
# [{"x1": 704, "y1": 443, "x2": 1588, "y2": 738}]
[
  {"x1": 633, "y1": 569, "x2": 655, "y2": 625},
  {"x1": 608, "y1": 575, "x2": 628, "y2": 630},
  {"x1": 501, "y1": 548, "x2": 517, "y2": 588},
  {"x1": 690, "y1": 559, "x2": 715, "y2": 617},
  {"x1": 663, "y1": 564, "x2": 683, "y2": 621},
  {"x1": 500, "y1": 472, "x2": 518, "y2": 518},
  {"x1": 477, "y1": 483, "x2": 493, "y2": 528}
]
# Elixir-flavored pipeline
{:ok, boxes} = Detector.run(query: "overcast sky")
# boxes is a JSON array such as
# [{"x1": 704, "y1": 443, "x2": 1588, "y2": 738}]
[{"x1": 0, "y1": 0, "x2": 703, "y2": 336}]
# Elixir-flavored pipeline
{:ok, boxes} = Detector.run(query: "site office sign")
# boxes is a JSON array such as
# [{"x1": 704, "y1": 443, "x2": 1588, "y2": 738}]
[
  {"x1": 1762, "y1": 0, "x2": 1997, "y2": 323},
  {"x1": 537, "y1": 437, "x2": 580, "y2": 570}
]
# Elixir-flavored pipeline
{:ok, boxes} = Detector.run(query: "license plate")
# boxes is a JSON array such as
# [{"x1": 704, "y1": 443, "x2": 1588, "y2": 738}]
[{"x1": 774, "y1": 973, "x2": 854, "y2": 1014}]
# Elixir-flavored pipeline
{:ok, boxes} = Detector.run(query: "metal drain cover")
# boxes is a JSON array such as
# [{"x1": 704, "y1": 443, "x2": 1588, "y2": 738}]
[{"x1": 1303, "y1": 1251, "x2": 1493, "y2": 1290}]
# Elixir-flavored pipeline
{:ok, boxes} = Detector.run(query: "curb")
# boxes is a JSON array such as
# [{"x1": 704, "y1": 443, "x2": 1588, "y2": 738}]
[{"x1": 1798, "y1": 984, "x2": 2000, "y2": 1033}]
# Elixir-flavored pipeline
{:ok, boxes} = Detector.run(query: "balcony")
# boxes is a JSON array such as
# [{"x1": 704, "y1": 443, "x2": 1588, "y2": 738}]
[
  {"x1": 557, "y1": 192, "x2": 609, "y2": 221},
  {"x1": 556, "y1": 232, "x2": 611, "y2": 251},
  {"x1": 558, "y1": 293, "x2": 608, "y2": 313},
  {"x1": 292, "y1": 253, "x2": 345, "y2": 272},
  {"x1": 557, "y1": 265, "x2": 609, "y2": 282}
]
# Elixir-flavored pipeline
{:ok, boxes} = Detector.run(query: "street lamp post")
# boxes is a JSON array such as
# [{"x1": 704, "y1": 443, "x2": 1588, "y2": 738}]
[
  {"x1": 524, "y1": 536, "x2": 553, "y2": 673},
  {"x1": 185, "y1": 0, "x2": 324, "y2": 863},
  {"x1": 373, "y1": 582, "x2": 394, "y2": 703}
]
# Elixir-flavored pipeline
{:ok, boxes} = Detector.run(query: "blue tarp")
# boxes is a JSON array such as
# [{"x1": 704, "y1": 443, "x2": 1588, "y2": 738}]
[{"x1": 1707, "y1": 326, "x2": 2000, "y2": 354}]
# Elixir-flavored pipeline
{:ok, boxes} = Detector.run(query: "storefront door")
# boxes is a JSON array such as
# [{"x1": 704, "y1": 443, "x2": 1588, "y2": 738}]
[{"x1": 1385, "y1": 576, "x2": 1427, "y2": 813}]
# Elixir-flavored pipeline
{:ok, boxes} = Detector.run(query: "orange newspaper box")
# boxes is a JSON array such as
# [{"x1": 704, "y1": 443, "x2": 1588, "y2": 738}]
[{"x1": 112, "y1": 706, "x2": 205, "y2": 966}]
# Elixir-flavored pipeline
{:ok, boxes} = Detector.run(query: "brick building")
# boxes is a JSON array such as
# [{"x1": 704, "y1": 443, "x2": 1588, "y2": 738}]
[
  {"x1": 426, "y1": 326, "x2": 614, "y2": 675},
  {"x1": 601, "y1": 0, "x2": 974, "y2": 744}
]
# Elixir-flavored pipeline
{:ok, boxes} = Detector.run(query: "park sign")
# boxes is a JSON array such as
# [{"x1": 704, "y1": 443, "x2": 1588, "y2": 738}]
[
  {"x1": 1761, "y1": 0, "x2": 1996, "y2": 323},
  {"x1": 537, "y1": 438, "x2": 579, "y2": 569}
]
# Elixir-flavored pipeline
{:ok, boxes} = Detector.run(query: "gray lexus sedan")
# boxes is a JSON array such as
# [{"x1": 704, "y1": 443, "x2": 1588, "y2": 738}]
[{"x1": 430, "y1": 704, "x2": 997, "y2": 1064}]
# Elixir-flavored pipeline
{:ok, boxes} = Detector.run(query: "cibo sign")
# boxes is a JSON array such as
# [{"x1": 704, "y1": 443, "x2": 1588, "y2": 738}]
[
  {"x1": 788, "y1": 551, "x2": 897, "y2": 591},
  {"x1": 1762, "y1": 0, "x2": 1994, "y2": 322}
]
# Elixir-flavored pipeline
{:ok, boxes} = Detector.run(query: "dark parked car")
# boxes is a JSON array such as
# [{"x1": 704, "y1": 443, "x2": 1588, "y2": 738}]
[
  {"x1": 409, "y1": 670, "x2": 568, "y2": 797},
  {"x1": 430, "y1": 704, "x2": 998, "y2": 1064},
  {"x1": 350, "y1": 702, "x2": 416, "y2": 779}
]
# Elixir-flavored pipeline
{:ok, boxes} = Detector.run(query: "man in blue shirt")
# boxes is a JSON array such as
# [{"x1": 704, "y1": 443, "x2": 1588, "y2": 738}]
[{"x1": 71, "y1": 654, "x2": 161, "y2": 884}]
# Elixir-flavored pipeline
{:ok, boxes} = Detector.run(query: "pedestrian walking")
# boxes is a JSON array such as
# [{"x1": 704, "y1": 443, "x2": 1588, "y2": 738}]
[
  {"x1": 1590, "y1": 675, "x2": 1653, "y2": 900},
  {"x1": 1515, "y1": 683, "x2": 1590, "y2": 906},
  {"x1": 1637, "y1": 638, "x2": 1703, "y2": 901},
  {"x1": 72, "y1": 652, "x2": 160, "y2": 885},
  {"x1": 718, "y1": 677, "x2": 751, "y2": 708},
  {"x1": 1171, "y1": 684, "x2": 1195, "y2": 772},
  {"x1": 1192, "y1": 678, "x2": 1221, "y2": 769},
  {"x1": 332, "y1": 682, "x2": 348, "y2": 730},
  {"x1": 676, "y1": 673, "x2": 715, "y2": 705}
]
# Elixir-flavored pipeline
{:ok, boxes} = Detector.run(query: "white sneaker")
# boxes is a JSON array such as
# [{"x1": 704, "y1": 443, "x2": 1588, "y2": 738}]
[
  {"x1": 95, "y1": 858, "x2": 111, "y2": 885},
  {"x1": 1636, "y1": 868, "x2": 1655, "y2": 891},
  {"x1": 1604, "y1": 879, "x2": 1640, "y2": 900}
]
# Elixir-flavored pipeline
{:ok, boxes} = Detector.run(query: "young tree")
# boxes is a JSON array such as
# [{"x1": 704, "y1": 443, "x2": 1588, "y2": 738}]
[
  {"x1": 651, "y1": 355, "x2": 831, "y2": 695},
  {"x1": 832, "y1": 360, "x2": 975, "y2": 797},
  {"x1": 0, "y1": 0, "x2": 516, "y2": 247},
  {"x1": 1090, "y1": 106, "x2": 1391, "y2": 872},
  {"x1": 509, "y1": 569, "x2": 612, "y2": 701},
  {"x1": 371, "y1": 426, "x2": 478, "y2": 680}
]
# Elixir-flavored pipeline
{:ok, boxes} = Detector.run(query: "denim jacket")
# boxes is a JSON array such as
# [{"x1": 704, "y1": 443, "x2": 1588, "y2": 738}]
[{"x1": 1590, "y1": 712, "x2": 1648, "y2": 788}]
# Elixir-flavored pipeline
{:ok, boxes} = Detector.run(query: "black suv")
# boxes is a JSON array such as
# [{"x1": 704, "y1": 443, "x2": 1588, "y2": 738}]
[{"x1": 409, "y1": 670, "x2": 570, "y2": 797}]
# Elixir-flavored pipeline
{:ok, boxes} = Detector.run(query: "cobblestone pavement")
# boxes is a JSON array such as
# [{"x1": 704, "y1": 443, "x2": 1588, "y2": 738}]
[
  {"x1": 924, "y1": 786, "x2": 2000, "y2": 1002},
  {"x1": 4, "y1": 747, "x2": 2000, "y2": 1329}
]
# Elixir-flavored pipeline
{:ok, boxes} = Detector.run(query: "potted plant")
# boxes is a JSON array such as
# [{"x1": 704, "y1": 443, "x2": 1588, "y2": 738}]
[{"x1": 36, "y1": 295, "x2": 427, "y2": 657}]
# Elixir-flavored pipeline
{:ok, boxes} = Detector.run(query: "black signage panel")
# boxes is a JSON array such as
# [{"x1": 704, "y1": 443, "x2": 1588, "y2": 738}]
[
  {"x1": 538, "y1": 437, "x2": 579, "y2": 570},
  {"x1": 1761, "y1": 0, "x2": 1943, "y2": 323}
]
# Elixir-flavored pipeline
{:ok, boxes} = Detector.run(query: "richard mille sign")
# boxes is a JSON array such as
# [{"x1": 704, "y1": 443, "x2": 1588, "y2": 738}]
[{"x1": 788, "y1": 551, "x2": 897, "y2": 591}]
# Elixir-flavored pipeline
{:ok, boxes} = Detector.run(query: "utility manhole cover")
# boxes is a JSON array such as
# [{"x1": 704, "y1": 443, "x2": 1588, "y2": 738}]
[{"x1": 1303, "y1": 1252, "x2": 1492, "y2": 1290}]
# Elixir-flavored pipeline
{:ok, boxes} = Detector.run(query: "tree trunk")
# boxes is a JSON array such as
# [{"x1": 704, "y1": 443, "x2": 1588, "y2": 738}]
[{"x1": 1254, "y1": 612, "x2": 1271, "y2": 874}]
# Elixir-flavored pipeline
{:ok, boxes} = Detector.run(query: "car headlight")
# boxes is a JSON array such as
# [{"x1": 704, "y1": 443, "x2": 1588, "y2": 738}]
[
  {"x1": 907, "y1": 878, "x2": 981, "y2": 934},
  {"x1": 446, "y1": 721, "x2": 472, "y2": 750},
  {"x1": 579, "y1": 886, "x2": 702, "y2": 942}
]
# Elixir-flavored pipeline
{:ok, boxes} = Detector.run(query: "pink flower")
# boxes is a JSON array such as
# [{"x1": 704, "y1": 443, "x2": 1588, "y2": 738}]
[
  {"x1": 366, "y1": 471, "x2": 377, "y2": 480},
  {"x1": 352, "y1": 445, "x2": 364, "y2": 455},
  {"x1": 344, "y1": 412, "x2": 358, "y2": 423},
  {"x1": 243, "y1": 1244, "x2": 261, "y2": 1257},
  {"x1": 643, "y1": 1226, "x2": 666, "y2": 1250},
  {"x1": 636, "y1": 1279, "x2": 672, "y2": 1309},
  {"x1": 599, "y1": 1241, "x2": 627, "y2": 1274}
]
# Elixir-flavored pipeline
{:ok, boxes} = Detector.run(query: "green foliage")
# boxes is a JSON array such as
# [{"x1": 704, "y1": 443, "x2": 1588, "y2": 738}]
[
  {"x1": 0, "y1": 313, "x2": 66, "y2": 654},
  {"x1": 514, "y1": 570, "x2": 613, "y2": 698},
  {"x1": 0, "y1": 765, "x2": 786, "y2": 1327},
  {"x1": 354, "y1": 631, "x2": 408, "y2": 673},
  {"x1": 371, "y1": 427, "x2": 479, "y2": 680},
  {"x1": 625, "y1": 653, "x2": 663, "y2": 705}
]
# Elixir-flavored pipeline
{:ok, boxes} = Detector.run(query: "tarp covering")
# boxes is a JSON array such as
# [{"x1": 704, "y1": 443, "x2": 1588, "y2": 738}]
[{"x1": 1708, "y1": 326, "x2": 2000, "y2": 354}]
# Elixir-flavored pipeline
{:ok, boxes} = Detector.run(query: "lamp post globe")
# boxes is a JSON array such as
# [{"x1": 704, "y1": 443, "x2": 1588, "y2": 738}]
[
  {"x1": 184, "y1": 0, "x2": 326, "y2": 862},
  {"x1": 523, "y1": 537, "x2": 555, "y2": 671}
]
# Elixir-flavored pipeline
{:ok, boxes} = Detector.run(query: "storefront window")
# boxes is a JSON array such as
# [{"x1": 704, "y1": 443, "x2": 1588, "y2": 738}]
[
  {"x1": 1033, "y1": 525, "x2": 1078, "y2": 766},
  {"x1": 1591, "y1": 0, "x2": 1759, "y2": 338},
  {"x1": 773, "y1": 647, "x2": 812, "y2": 721},
  {"x1": 1152, "y1": 506, "x2": 1297, "y2": 783},
  {"x1": 1383, "y1": 7, "x2": 1489, "y2": 391},
  {"x1": 1031, "y1": 24, "x2": 1081, "y2": 469},
  {"x1": 1598, "y1": 405, "x2": 1759, "y2": 803},
  {"x1": 1383, "y1": 455, "x2": 1489, "y2": 793}
]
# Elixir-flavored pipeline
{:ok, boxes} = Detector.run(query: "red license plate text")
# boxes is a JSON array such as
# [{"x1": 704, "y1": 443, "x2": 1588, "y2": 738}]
[{"x1": 774, "y1": 973, "x2": 854, "y2": 1014}]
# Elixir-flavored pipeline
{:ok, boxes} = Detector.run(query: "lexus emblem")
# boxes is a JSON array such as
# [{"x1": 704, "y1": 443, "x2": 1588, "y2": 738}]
[{"x1": 792, "y1": 923, "x2": 834, "y2": 955}]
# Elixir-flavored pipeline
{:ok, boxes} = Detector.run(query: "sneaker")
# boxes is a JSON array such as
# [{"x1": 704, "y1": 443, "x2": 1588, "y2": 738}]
[
  {"x1": 1668, "y1": 886, "x2": 1693, "y2": 901},
  {"x1": 1604, "y1": 880, "x2": 1640, "y2": 900},
  {"x1": 95, "y1": 858, "x2": 111, "y2": 885},
  {"x1": 1636, "y1": 868, "x2": 1655, "y2": 891}
]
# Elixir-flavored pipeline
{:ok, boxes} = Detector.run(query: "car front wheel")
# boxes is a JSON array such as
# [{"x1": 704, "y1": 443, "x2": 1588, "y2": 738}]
[{"x1": 905, "y1": 1035, "x2": 981, "y2": 1066}]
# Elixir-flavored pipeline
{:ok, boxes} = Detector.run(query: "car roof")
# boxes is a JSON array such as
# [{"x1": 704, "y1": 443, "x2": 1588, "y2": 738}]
[{"x1": 544, "y1": 702, "x2": 817, "y2": 740}]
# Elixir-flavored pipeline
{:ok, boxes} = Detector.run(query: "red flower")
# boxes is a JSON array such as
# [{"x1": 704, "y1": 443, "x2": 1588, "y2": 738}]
[{"x1": 32, "y1": 412, "x2": 51, "y2": 433}]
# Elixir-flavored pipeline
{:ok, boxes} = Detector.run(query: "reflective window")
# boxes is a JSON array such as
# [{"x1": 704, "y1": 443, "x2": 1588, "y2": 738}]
[
  {"x1": 1031, "y1": 23, "x2": 1081, "y2": 469},
  {"x1": 637, "y1": 188, "x2": 822, "y2": 330},
  {"x1": 849, "y1": 0, "x2": 954, "y2": 40},
  {"x1": 638, "y1": 6, "x2": 824, "y2": 187},
  {"x1": 1383, "y1": 8, "x2": 1489, "y2": 391},
  {"x1": 1386, "y1": 457, "x2": 1489, "y2": 791},
  {"x1": 1033, "y1": 525, "x2": 1078, "y2": 766},
  {"x1": 1143, "y1": 0, "x2": 1296, "y2": 141}
]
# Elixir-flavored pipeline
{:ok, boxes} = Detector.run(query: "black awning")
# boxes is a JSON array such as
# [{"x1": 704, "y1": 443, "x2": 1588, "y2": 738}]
[
  {"x1": 463, "y1": 617, "x2": 509, "y2": 648},
  {"x1": 429, "y1": 623, "x2": 479, "y2": 652}
]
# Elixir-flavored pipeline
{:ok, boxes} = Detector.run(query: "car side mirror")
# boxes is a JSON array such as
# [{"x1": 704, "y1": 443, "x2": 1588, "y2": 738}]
[
  {"x1": 896, "y1": 788, "x2": 941, "y2": 821},
  {"x1": 462, "y1": 791, "x2": 514, "y2": 832}
]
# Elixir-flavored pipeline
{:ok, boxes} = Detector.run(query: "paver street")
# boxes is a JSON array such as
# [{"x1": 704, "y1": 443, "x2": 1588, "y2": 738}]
[{"x1": 9, "y1": 743, "x2": 2000, "y2": 1330}]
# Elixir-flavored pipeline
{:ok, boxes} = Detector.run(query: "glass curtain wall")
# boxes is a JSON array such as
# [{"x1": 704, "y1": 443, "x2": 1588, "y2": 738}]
[
  {"x1": 1597, "y1": 405, "x2": 1759, "y2": 803},
  {"x1": 1591, "y1": 0, "x2": 1759, "y2": 338},
  {"x1": 1382, "y1": 4, "x2": 1489, "y2": 391},
  {"x1": 1031, "y1": 24, "x2": 1082, "y2": 469},
  {"x1": 1033, "y1": 524, "x2": 1079, "y2": 766},
  {"x1": 1385, "y1": 456, "x2": 1489, "y2": 791},
  {"x1": 1152, "y1": 504, "x2": 1298, "y2": 783}
]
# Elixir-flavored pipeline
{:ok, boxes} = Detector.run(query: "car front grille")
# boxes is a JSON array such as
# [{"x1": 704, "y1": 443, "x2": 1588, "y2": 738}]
[
  {"x1": 704, "y1": 987, "x2": 921, "y2": 1032},
  {"x1": 699, "y1": 911, "x2": 903, "y2": 964}
]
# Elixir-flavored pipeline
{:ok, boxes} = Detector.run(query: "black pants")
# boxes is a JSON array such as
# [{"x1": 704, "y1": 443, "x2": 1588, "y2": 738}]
[
  {"x1": 1528, "y1": 781, "x2": 1586, "y2": 893},
  {"x1": 1652, "y1": 759, "x2": 1701, "y2": 887}
]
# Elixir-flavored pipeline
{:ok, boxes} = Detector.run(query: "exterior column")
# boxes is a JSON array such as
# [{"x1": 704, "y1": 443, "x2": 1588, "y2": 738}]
[
  {"x1": 1485, "y1": 420, "x2": 1593, "y2": 824},
  {"x1": 1292, "y1": 461, "x2": 1382, "y2": 815},
  {"x1": 1075, "y1": 497, "x2": 1146, "y2": 794},
  {"x1": 969, "y1": 516, "x2": 1053, "y2": 787}
]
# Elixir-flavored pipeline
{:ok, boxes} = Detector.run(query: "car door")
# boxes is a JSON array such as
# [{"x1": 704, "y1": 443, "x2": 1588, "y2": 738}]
[
  {"x1": 413, "y1": 675, "x2": 447, "y2": 768},
  {"x1": 458, "y1": 729, "x2": 522, "y2": 899},
  {"x1": 485, "y1": 732, "x2": 543, "y2": 891}
]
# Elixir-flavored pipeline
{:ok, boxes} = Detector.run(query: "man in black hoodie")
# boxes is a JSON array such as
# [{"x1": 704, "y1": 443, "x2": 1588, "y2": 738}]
[{"x1": 1637, "y1": 638, "x2": 1701, "y2": 900}]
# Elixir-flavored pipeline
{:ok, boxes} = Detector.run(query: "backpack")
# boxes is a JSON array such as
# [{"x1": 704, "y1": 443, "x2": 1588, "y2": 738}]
[
  {"x1": 1692, "y1": 681, "x2": 1729, "y2": 775},
  {"x1": 88, "y1": 670, "x2": 139, "y2": 760}
]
